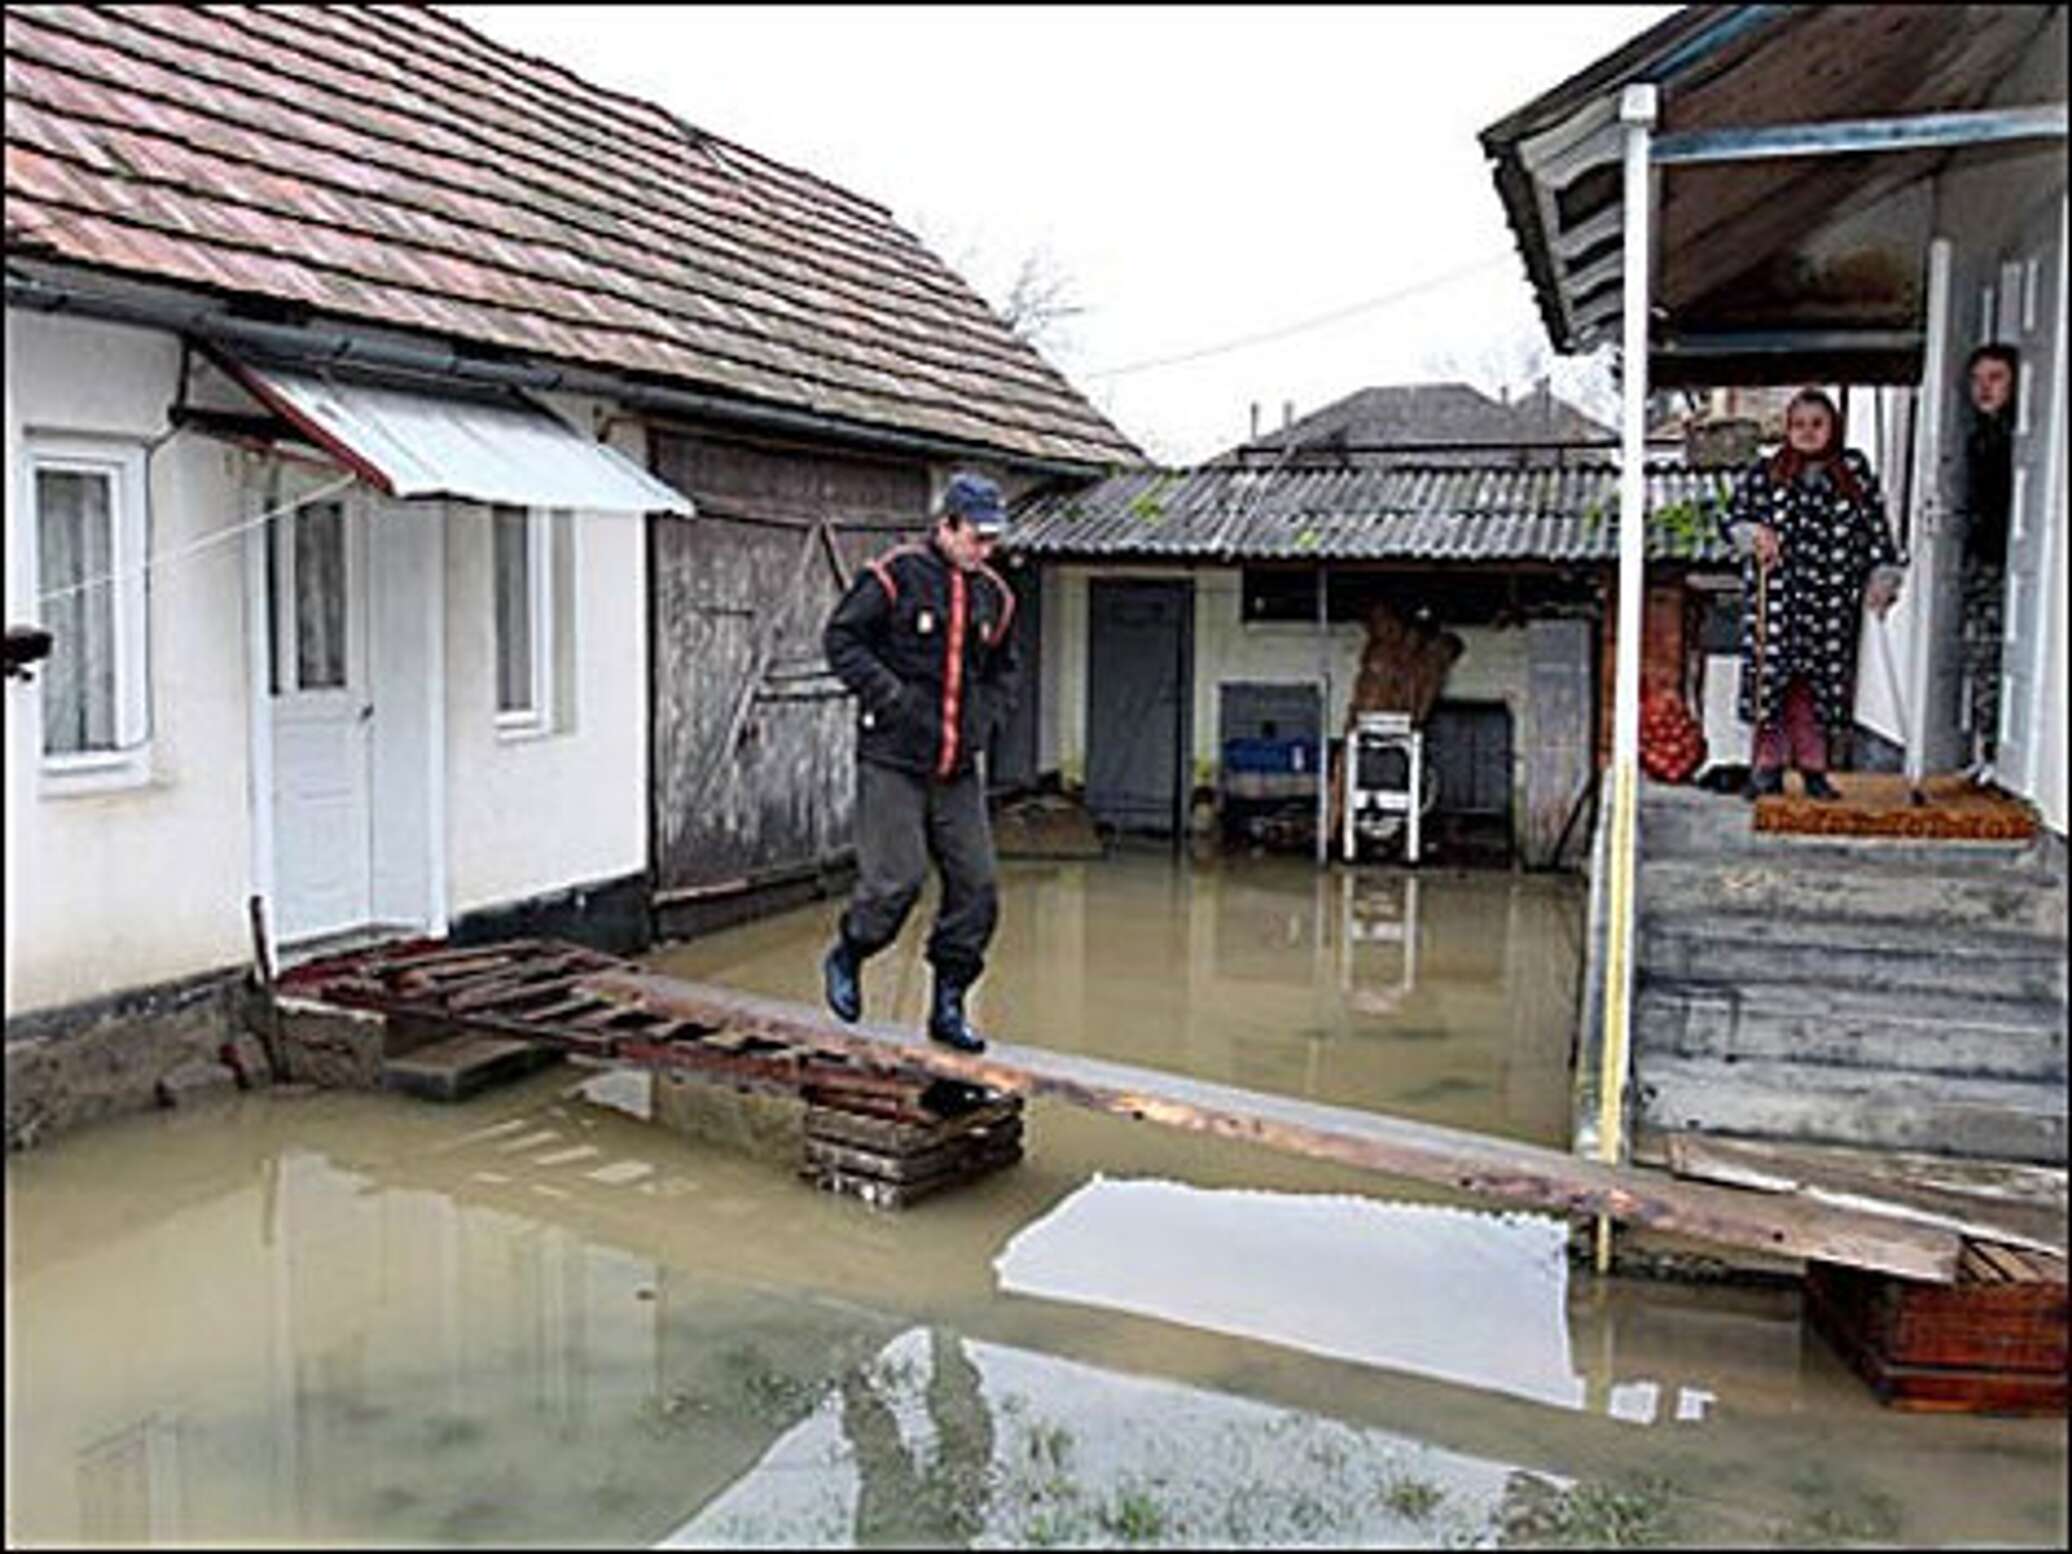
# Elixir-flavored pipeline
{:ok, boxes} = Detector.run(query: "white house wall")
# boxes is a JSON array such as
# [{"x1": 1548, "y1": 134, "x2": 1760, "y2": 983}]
[
  {"x1": 1048, "y1": 565, "x2": 1537, "y2": 824},
  {"x1": 440, "y1": 392, "x2": 649, "y2": 920},
  {"x1": 5, "y1": 325, "x2": 658, "y2": 1016},
  {"x1": 4, "y1": 313, "x2": 255, "y2": 1015}
]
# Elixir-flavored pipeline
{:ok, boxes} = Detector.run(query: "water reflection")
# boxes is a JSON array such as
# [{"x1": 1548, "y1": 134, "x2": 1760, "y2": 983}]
[
  {"x1": 995, "y1": 1178, "x2": 1586, "y2": 1411},
  {"x1": 649, "y1": 855, "x2": 1582, "y2": 1147},
  {"x1": 7, "y1": 1087, "x2": 2067, "y2": 1547},
  {"x1": 662, "y1": 1326, "x2": 1530, "y2": 1548},
  {"x1": 5, "y1": 845, "x2": 2065, "y2": 1549}
]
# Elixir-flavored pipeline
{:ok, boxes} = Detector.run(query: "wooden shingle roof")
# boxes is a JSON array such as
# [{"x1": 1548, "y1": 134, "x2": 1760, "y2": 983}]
[{"x1": 3, "y1": 3, "x2": 1141, "y2": 467}]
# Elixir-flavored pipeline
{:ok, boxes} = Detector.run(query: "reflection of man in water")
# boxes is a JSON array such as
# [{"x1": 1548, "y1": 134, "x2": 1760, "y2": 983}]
[
  {"x1": 1958, "y1": 344, "x2": 2016, "y2": 781},
  {"x1": 839, "y1": 1328, "x2": 995, "y2": 1545}
]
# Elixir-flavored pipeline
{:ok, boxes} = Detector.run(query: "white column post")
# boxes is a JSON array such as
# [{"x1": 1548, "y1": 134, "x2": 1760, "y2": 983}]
[
  {"x1": 1595, "y1": 81, "x2": 1657, "y2": 1274},
  {"x1": 1316, "y1": 563, "x2": 1330, "y2": 868}
]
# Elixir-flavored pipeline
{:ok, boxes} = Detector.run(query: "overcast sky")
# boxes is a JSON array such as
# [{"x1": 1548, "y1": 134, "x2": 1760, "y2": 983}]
[{"x1": 447, "y1": 4, "x2": 1679, "y2": 464}]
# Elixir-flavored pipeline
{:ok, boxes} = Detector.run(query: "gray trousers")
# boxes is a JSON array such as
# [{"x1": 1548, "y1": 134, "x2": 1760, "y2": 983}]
[{"x1": 840, "y1": 760, "x2": 999, "y2": 986}]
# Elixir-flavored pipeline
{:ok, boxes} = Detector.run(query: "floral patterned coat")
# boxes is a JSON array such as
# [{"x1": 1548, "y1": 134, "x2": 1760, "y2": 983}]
[{"x1": 1718, "y1": 449, "x2": 1903, "y2": 728}]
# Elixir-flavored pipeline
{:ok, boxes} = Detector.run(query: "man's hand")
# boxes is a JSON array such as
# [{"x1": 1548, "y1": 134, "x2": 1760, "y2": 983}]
[{"x1": 1865, "y1": 572, "x2": 1902, "y2": 619}]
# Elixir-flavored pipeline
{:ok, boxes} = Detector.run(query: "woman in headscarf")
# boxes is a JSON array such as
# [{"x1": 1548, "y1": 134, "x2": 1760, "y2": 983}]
[{"x1": 1718, "y1": 388, "x2": 1905, "y2": 801}]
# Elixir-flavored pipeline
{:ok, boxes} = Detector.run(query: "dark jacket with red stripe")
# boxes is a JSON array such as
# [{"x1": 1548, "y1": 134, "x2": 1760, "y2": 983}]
[{"x1": 823, "y1": 539, "x2": 1019, "y2": 781}]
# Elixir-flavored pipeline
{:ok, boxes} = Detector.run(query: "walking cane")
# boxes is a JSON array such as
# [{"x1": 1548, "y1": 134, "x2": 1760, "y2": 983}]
[{"x1": 1748, "y1": 555, "x2": 1768, "y2": 782}]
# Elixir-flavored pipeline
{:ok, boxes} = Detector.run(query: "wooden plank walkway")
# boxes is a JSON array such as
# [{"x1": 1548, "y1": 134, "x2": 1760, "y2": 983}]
[
  {"x1": 278, "y1": 937, "x2": 1963, "y2": 1283},
  {"x1": 575, "y1": 969, "x2": 1961, "y2": 1284}
]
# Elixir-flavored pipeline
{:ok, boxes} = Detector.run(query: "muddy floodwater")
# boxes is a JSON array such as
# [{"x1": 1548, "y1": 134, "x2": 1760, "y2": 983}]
[{"x1": 7, "y1": 854, "x2": 2066, "y2": 1547}]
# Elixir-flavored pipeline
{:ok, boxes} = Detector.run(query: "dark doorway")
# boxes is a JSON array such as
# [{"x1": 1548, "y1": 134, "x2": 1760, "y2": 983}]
[
  {"x1": 1086, "y1": 579, "x2": 1192, "y2": 836},
  {"x1": 1425, "y1": 699, "x2": 1515, "y2": 865}
]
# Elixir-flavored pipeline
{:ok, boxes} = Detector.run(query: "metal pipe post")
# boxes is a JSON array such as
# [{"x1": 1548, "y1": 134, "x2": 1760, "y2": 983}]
[
  {"x1": 1316, "y1": 563, "x2": 1330, "y2": 867},
  {"x1": 1595, "y1": 81, "x2": 1657, "y2": 1274}
]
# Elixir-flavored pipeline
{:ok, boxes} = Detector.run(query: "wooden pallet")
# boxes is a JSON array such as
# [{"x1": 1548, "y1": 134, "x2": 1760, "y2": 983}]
[
  {"x1": 278, "y1": 936, "x2": 1024, "y2": 1208},
  {"x1": 801, "y1": 1094, "x2": 1025, "y2": 1208},
  {"x1": 1806, "y1": 1242, "x2": 2068, "y2": 1415}
]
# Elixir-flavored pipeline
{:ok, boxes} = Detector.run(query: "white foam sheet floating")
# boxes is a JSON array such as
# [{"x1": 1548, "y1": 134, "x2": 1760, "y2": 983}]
[{"x1": 992, "y1": 1176, "x2": 1588, "y2": 1412}]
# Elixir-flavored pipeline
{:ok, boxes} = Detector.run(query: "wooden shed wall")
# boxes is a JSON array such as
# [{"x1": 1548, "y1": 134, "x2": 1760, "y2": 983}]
[{"x1": 648, "y1": 431, "x2": 930, "y2": 920}]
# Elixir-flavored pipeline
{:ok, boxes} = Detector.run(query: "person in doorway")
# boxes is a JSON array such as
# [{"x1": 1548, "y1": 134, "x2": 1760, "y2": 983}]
[
  {"x1": 1720, "y1": 388, "x2": 1905, "y2": 801},
  {"x1": 1957, "y1": 343, "x2": 2017, "y2": 781},
  {"x1": 820, "y1": 472, "x2": 1019, "y2": 1052}
]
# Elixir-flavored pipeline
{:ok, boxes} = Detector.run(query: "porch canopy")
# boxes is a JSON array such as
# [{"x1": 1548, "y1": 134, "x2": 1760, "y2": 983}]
[
  {"x1": 1480, "y1": 4, "x2": 2064, "y2": 387},
  {"x1": 222, "y1": 355, "x2": 694, "y2": 515}
]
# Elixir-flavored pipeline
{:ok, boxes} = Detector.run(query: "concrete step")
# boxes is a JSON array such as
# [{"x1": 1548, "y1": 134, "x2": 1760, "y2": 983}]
[
  {"x1": 1641, "y1": 913, "x2": 2067, "y2": 1003},
  {"x1": 1640, "y1": 855, "x2": 2067, "y2": 940},
  {"x1": 381, "y1": 1033, "x2": 562, "y2": 1102},
  {"x1": 1638, "y1": 785, "x2": 2058, "y2": 875},
  {"x1": 1635, "y1": 981, "x2": 2068, "y2": 1082},
  {"x1": 1635, "y1": 1054, "x2": 2069, "y2": 1164}
]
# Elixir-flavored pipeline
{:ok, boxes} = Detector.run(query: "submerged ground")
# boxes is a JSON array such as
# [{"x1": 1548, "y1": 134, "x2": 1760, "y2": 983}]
[{"x1": 6, "y1": 851, "x2": 2066, "y2": 1546}]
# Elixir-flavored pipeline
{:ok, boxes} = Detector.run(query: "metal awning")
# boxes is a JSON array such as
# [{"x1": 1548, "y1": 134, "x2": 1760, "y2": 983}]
[{"x1": 224, "y1": 358, "x2": 694, "y2": 515}]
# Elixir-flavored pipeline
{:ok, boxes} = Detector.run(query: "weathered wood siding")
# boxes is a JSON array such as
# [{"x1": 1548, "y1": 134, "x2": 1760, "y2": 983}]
[{"x1": 649, "y1": 432, "x2": 930, "y2": 902}]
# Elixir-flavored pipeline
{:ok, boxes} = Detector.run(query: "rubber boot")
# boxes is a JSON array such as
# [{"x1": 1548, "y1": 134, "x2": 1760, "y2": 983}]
[
  {"x1": 1802, "y1": 771, "x2": 1840, "y2": 802},
  {"x1": 1743, "y1": 766, "x2": 1783, "y2": 802},
  {"x1": 927, "y1": 978, "x2": 987, "y2": 1054},
  {"x1": 823, "y1": 937, "x2": 864, "y2": 1023}
]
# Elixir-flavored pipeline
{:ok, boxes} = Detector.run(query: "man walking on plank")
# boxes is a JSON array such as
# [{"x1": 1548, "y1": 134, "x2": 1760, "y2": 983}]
[{"x1": 820, "y1": 472, "x2": 1020, "y2": 1052}]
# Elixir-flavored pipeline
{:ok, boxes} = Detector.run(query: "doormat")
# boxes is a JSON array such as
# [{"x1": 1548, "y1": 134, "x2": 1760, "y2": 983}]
[{"x1": 1754, "y1": 773, "x2": 2040, "y2": 841}]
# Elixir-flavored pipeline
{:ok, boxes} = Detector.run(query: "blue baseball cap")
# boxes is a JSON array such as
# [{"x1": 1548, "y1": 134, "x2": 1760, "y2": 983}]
[{"x1": 940, "y1": 472, "x2": 1006, "y2": 537}]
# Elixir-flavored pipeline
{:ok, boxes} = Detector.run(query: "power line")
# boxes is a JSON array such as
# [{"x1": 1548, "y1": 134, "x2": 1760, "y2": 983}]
[{"x1": 1081, "y1": 253, "x2": 1516, "y2": 381}]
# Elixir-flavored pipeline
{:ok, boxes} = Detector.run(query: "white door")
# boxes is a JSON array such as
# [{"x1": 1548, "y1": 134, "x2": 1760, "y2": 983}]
[
  {"x1": 1901, "y1": 238, "x2": 1963, "y2": 781},
  {"x1": 1992, "y1": 195, "x2": 2066, "y2": 794},
  {"x1": 271, "y1": 493, "x2": 373, "y2": 944}
]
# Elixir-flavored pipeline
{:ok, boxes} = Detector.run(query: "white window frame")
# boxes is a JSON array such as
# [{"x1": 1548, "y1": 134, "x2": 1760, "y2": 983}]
[
  {"x1": 493, "y1": 504, "x2": 555, "y2": 738},
  {"x1": 27, "y1": 435, "x2": 152, "y2": 794}
]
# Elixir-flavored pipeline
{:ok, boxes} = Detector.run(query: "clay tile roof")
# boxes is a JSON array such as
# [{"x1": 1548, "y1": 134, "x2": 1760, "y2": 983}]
[{"x1": 3, "y1": 3, "x2": 1142, "y2": 468}]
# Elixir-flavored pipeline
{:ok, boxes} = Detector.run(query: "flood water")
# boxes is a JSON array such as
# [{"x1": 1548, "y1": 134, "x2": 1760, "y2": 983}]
[{"x1": 7, "y1": 853, "x2": 2066, "y2": 1547}]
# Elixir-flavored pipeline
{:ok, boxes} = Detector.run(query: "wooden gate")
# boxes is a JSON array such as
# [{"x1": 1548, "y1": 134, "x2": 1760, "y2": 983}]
[{"x1": 648, "y1": 432, "x2": 930, "y2": 928}]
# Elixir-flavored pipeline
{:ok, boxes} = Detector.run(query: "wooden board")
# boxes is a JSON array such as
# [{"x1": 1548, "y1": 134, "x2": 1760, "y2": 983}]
[
  {"x1": 576, "y1": 969, "x2": 1965, "y2": 1282},
  {"x1": 1805, "y1": 1257, "x2": 2069, "y2": 1415},
  {"x1": 805, "y1": 1097, "x2": 1024, "y2": 1156},
  {"x1": 1666, "y1": 1133, "x2": 2069, "y2": 1257},
  {"x1": 801, "y1": 1141, "x2": 1023, "y2": 1209},
  {"x1": 802, "y1": 1124, "x2": 1024, "y2": 1187},
  {"x1": 1807, "y1": 1256, "x2": 2067, "y2": 1374}
]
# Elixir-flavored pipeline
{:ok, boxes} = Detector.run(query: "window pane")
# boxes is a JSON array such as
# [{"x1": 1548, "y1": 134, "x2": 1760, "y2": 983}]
[
  {"x1": 294, "y1": 501, "x2": 347, "y2": 690},
  {"x1": 494, "y1": 506, "x2": 533, "y2": 713},
  {"x1": 37, "y1": 468, "x2": 116, "y2": 754}
]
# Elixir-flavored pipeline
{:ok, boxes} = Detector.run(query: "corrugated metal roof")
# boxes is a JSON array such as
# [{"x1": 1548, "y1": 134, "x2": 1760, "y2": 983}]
[
  {"x1": 1007, "y1": 462, "x2": 1736, "y2": 563},
  {"x1": 2, "y1": 4, "x2": 1142, "y2": 468},
  {"x1": 229, "y1": 357, "x2": 694, "y2": 513}
]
